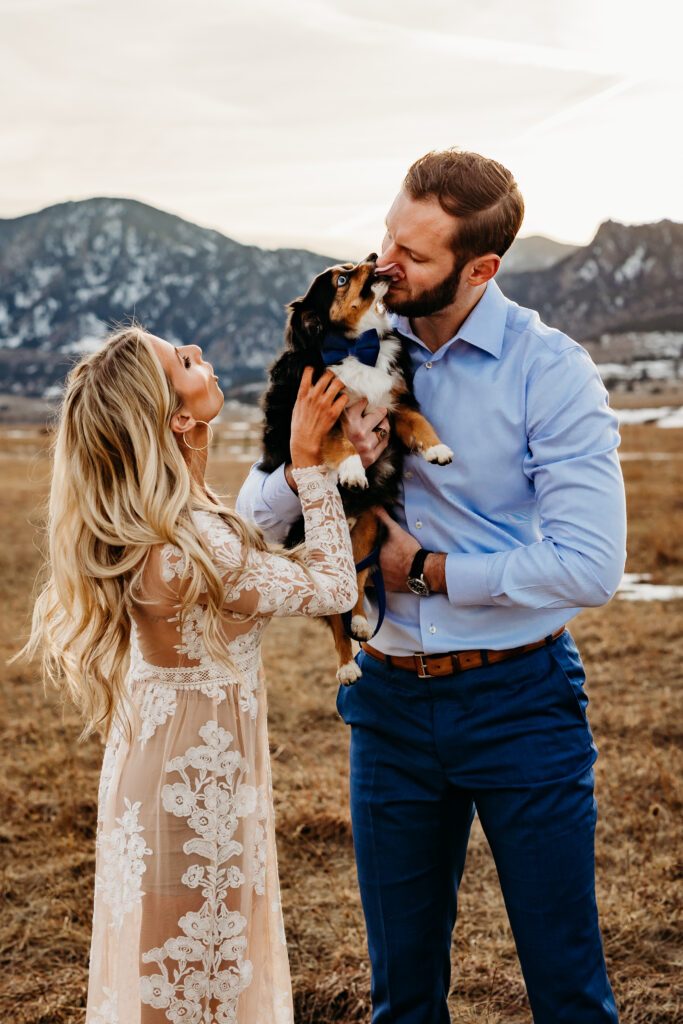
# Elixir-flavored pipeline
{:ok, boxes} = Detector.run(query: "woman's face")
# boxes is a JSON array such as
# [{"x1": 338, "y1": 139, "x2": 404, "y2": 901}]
[{"x1": 148, "y1": 334, "x2": 224, "y2": 425}]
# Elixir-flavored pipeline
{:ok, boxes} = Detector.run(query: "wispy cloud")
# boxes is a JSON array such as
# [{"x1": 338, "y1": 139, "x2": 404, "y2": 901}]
[
  {"x1": 0, "y1": 0, "x2": 680, "y2": 251},
  {"x1": 518, "y1": 76, "x2": 643, "y2": 141}
]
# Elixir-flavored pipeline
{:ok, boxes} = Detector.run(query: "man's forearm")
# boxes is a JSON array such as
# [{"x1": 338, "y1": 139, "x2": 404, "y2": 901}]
[
  {"x1": 424, "y1": 553, "x2": 447, "y2": 594},
  {"x1": 283, "y1": 463, "x2": 299, "y2": 495}
]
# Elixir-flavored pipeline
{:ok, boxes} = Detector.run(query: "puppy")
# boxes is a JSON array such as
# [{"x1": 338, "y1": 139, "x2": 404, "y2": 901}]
[{"x1": 259, "y1": 253, "x2": 453, "y2": 685}]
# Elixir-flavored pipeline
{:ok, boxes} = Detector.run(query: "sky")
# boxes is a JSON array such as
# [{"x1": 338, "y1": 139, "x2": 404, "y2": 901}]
[{"x1": 1, "y1": 0, "x2": 682, "y2": 259}]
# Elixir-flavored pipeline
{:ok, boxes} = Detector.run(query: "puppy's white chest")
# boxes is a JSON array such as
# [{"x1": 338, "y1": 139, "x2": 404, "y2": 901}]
[{"x1": 329, "y1": 337, "x2": 401, "y2": 409}]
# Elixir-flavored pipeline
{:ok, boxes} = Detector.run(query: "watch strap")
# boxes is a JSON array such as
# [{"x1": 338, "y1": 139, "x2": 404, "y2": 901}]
[{"x1": 408, "y1": 548, "x2": 430, "y2": 582}]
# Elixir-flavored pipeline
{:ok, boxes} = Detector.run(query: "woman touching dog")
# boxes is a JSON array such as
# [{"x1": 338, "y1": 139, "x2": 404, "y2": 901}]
[{"x1": 19, "y1": 327, "x2": 356, "y2": 1024}]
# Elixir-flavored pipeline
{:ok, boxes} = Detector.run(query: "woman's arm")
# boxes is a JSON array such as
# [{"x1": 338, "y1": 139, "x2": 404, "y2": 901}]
[
  {"x1": 209, "y1": 367, "x2": 357, "y2": 616},
  {"x1": 198, "y1": 465, "x2": 357, "y2": 617}
]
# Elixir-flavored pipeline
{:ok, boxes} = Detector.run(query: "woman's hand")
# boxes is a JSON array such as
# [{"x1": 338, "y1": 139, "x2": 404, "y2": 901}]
[{"x1": 290, "y1": 366, "x2": 349, "y2": 468}]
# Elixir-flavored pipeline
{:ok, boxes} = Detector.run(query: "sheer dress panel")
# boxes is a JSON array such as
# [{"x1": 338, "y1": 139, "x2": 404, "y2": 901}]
[{"x1": 85, "y1": 466, "x2": 355, "y2": 1024}]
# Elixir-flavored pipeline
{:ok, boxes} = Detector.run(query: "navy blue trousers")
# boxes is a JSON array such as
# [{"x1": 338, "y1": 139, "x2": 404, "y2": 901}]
[{"x1": 336, "y1": 631, "x2": 619, "y2": 1024}]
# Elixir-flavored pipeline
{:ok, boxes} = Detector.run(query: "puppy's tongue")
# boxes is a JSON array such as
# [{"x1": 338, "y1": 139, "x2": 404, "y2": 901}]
[{"x1": 374, "y1": 262, "x2": 404, "y2": 282}]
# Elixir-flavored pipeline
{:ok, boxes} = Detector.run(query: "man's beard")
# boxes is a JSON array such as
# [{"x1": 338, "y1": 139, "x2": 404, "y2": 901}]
[{"x1": 384, "y1": 255, "x2": 469, "y2": 318}]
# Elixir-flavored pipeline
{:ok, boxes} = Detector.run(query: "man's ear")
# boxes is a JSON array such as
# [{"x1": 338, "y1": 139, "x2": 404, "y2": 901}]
[
  {"x1": 466, "y1": 253, "x2": 501, "y2": 286},
  {"x1": 170, "y1": 410, "x2": 196, "y2": 437}
]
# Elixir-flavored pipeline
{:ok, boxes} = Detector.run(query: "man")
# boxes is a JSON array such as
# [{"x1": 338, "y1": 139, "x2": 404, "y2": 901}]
[{"x1": 236, "y1": 149, "x2": 626, "y2": 1023}]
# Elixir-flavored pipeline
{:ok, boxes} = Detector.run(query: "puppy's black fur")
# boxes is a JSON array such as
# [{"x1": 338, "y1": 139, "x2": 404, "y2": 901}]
[{"x1": 259, "y1": 263, "x2": 419, "y2": 546}]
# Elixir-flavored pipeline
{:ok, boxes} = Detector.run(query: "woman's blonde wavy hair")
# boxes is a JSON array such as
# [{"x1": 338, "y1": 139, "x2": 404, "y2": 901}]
[{"x1": 22, "y1": 325, "x2": 296, "y2": 744}]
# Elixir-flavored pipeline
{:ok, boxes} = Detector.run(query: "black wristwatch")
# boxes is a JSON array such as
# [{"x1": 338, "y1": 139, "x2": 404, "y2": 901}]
[{"x1": 406, "y1": 548, "x2": 431, "y2": 596}]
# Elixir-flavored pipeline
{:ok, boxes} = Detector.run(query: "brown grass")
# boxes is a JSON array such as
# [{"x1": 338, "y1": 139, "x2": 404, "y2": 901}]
[{"x1": 0, "y1": 423, "x2": 681, "y2": 1022}]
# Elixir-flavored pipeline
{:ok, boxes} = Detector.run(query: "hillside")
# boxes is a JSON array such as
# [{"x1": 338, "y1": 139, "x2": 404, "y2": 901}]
[
  {"x1": 0, "y1": 200, "x2": 682, "y2": 400},
  {"x1": 0, "y1": 198, "x2": 337, "y2": 397}
]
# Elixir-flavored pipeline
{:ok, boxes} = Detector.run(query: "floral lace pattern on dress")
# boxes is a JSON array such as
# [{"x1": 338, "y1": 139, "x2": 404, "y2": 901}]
[
  {"x1": 95, "y1": 798, "x2": 152, "y2": 933},
  {"x1": 139, "y1": 720, "x2": 262, "y2": 1020},
  {"x1": 87, "y1": 467, "x2": 354, "y2": 1024},
  {"x1": 89, "y1": 987, "x2": 119, "y2": 1024}
]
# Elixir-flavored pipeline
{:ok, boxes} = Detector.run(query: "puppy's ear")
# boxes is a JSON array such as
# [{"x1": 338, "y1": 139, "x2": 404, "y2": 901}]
[
  {"x1": 301, "y1": 309, "x2": 324, "y2": 337},
  {"x1": 286, "y1": 299, "x2": 324, "y2": 347}
]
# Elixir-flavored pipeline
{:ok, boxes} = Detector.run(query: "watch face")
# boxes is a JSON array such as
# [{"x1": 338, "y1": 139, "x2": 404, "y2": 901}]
[{"x1": 407, "y1": 577, "x2": 430, "y2": 596}]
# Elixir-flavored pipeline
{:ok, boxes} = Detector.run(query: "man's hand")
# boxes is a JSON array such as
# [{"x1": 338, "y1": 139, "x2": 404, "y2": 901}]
[
  {"x1": 373, "y1": 506, "x2": 448, "y2": 594},
  {"x1": 344, "y1": 399, "x2": 391, "y2": 469},
  {"x1": 373, "y1": 507, "x2": 420, "y2": 592}
]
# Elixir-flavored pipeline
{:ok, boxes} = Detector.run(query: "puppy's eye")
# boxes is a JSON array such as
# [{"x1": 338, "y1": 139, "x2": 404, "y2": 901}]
[{"x1": 336, "y1": 275, "x2": 348, "y2": 287}]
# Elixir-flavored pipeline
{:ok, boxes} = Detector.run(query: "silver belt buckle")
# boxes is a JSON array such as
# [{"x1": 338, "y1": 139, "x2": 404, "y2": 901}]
[{"x1": 415, "y1": 653, "x2": 432, "y2": 678}]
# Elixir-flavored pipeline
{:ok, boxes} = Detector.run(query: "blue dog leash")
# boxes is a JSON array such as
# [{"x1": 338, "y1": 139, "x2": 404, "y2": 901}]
[
  {"x1": 320, "y1": 328, "x2": 386, "y2": 637},
  {"x1": 341, "y1": 546, "x2": 386, "y2": 639}
]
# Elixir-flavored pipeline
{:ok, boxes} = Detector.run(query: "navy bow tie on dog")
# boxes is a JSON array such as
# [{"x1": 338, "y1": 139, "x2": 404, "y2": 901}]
[{"x1": 321, "y1": 329, "x2": 382, "y2": 367}]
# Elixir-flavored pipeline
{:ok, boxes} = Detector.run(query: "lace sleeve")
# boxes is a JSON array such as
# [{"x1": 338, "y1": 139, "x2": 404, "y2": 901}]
[{"x1": 192, "y1": 466, "x2": 357, "y2": 619}]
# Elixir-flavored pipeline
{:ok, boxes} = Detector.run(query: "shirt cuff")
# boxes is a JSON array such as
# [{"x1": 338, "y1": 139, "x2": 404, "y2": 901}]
[
  {"x1": 445, "y1": 552, "x2": 493, "y2": 606},
  {"x1": 260, "y1": 462, "x2": 303, "y2": 521}
]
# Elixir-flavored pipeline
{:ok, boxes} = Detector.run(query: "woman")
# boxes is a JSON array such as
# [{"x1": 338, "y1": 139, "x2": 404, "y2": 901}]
[{"x1": 24, "y1": 326, "x2": 357, "y2": 1024}]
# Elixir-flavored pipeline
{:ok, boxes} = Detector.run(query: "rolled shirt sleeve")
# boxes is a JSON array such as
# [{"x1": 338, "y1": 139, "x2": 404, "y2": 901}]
[{"x1": 445, "y1": 349, "x2": 627, "y2": 609}]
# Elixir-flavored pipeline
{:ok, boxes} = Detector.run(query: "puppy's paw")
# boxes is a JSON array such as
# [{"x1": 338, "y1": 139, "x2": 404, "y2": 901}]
[
  {"x1": 337, "y1": 660, "x2": 362, "y2": 686},
  {"x1": 338, "y1": 454, "x2": 369, "y2": 490},
  {"x1": 424, "y1": 443, "x2": 454, "y2": 465},
  {"x1": 350, "y1": 615, "x2": 373, "y2": 641}
]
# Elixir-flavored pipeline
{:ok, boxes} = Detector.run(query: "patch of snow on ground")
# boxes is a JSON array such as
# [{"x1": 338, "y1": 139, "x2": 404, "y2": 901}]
[
  {"x1": 641, "y1": 332, "x2": 683, "y2": 357},
  {"x1": 223, "y1": 421, "x2": 253, "y2": 433},
  {"x1": 614, "y1": 407, "x2": 673, "y2": 425},
  {"x1": 598, "y1": 361, "x2": 680, "y2": 384},
  {"x1": 618, "y1": 573, "x2": 683, "y2": 601},
  {"x1": 658, "y1": 408, "x2": 683, "y2": 428}
]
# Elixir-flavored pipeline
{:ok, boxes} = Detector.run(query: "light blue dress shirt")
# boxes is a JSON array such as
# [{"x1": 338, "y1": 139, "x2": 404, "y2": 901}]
[{"x1": 235, "y1": 279, "x2": 627, "y2": 654}]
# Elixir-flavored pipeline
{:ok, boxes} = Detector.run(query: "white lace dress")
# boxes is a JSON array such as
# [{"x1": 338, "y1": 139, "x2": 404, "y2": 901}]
[{"x1": 85, "y1": 466, "x2": 356, "y2": 1024}]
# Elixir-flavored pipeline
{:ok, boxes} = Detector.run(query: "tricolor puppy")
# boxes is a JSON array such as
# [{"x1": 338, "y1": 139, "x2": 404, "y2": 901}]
[{"x1": 259, "y1": 253, "x2": 453, "y2": 685}]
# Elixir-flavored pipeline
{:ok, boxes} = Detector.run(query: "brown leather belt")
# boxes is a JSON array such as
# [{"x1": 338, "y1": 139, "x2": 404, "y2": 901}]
[{"x1": 360, "y1": 627, "x2": 566, "y2": 679}]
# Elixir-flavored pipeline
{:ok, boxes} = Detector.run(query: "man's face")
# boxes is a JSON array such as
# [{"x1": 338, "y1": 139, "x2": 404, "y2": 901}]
[{"x1": 378, "y1": 190, "x2": 468, "y2": 317}]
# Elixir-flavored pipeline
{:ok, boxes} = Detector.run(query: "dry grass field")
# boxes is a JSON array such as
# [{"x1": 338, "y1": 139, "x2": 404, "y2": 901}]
[{"x1": 0, "y1": 416, "x2": 681, "y2": 1023}]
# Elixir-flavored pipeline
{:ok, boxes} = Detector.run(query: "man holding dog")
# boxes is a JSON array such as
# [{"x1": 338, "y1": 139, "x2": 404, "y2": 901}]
[{"x1": 236, "y1": 148, "x2": 625, "y2": 1023}]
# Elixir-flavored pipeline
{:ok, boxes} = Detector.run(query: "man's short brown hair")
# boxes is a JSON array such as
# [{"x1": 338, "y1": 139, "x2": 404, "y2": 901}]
[{"x1": 403, "y1": 148, "x2": 524, "y2": 260}]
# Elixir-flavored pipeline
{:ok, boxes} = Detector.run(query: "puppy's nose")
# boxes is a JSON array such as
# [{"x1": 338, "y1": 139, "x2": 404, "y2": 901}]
[{"x1": 361, "y1": 252, "x2": 378, "y2": 265}]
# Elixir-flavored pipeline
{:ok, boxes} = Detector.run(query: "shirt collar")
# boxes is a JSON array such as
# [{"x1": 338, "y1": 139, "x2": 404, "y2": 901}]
[{"x1": 389, "y1": 278, "x2": 509, "y2": 359}]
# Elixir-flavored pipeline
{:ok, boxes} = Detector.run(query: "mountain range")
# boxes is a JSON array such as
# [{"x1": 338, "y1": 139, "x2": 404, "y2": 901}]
[{"x1": 0, "y1": 198, "x2": 681, "y2": 401}]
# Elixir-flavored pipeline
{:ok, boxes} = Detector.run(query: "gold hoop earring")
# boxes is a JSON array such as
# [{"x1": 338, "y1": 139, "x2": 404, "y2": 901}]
[{"x1": 183, "y1": 420, "x2": 214, "y2": 452}]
